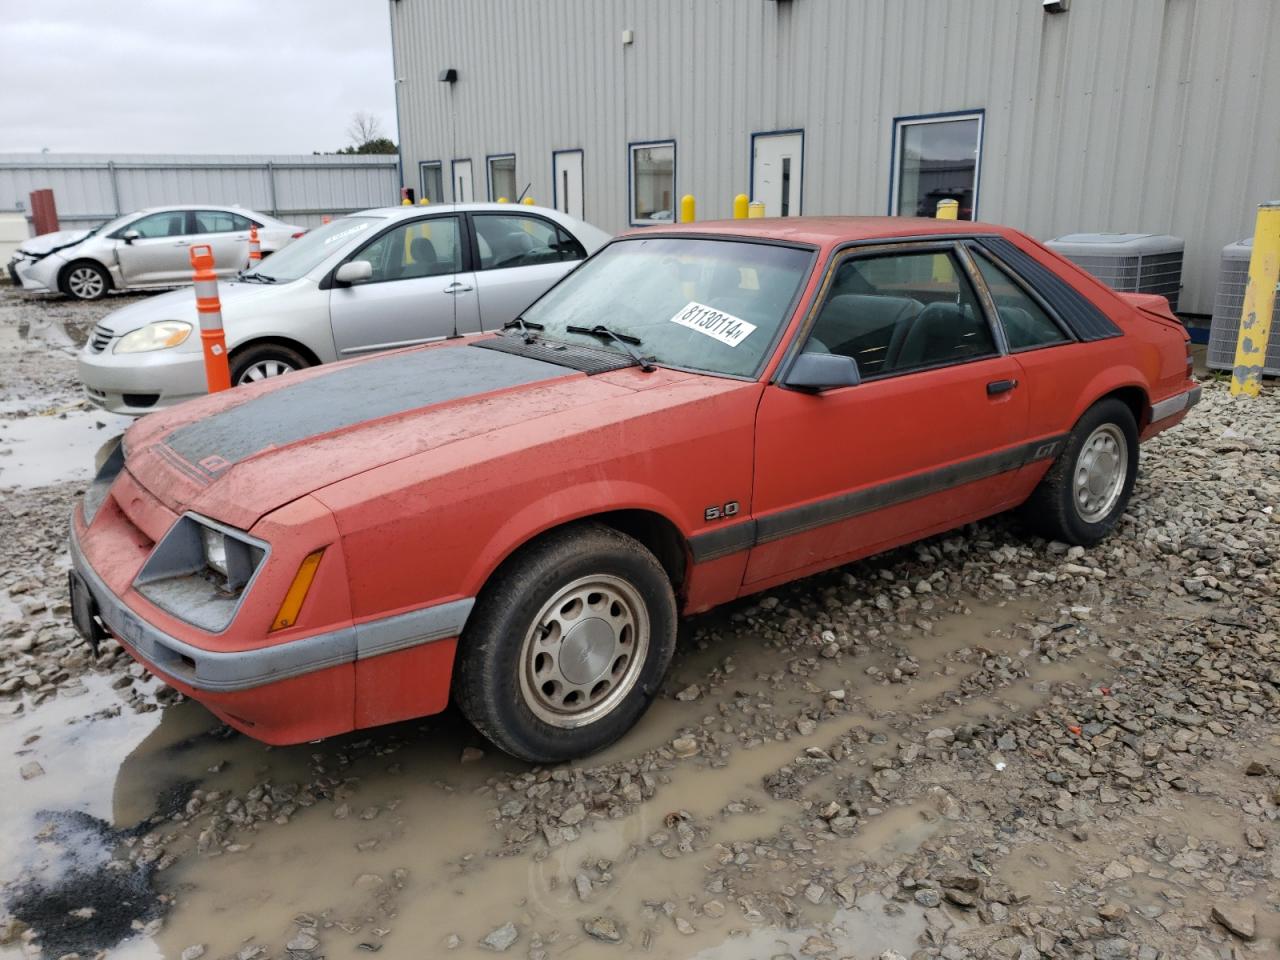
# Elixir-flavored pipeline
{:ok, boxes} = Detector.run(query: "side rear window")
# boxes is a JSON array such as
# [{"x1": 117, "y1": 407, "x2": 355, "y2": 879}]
[
  {"x1": 473, "y1": 214, "x2": 585, "y2": 271},
  {"x1": 804, "y1": 250, "x2": 995, "y2": 377},
  {"x1": 971, "y1": 252, "x2": 1069, "y2": 350}
]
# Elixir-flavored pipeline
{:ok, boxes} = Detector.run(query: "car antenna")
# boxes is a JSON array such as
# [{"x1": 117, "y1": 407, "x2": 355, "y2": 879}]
[{"x1": 516, "y1": 182, "x2": 532, "y2": 204}]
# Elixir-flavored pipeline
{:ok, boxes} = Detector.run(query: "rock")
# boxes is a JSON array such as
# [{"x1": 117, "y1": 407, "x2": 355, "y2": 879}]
[
  {"x1": 674, "y1": 916, "x2": 695, "y2": 935},
  {"x1": 180, "y1": 947, "x2": 205, "y2": 960},
  {"x1": 914, "y1": 888, "x2": 941, "y2": 908},
  {"x1": 575, "y1": 872, "x2": 593, "y2": 901},
  {"x1": 944, "y1": 889, "x2": 977, "y2": 908},
  {"x1": 796, "y1": 717, "x2": 817, "y2": 736},
  {"x1": 1210, "y1": 902, "x2": 1256, "y2": 941},
  {"x1": 19, "y1": 762, "x2": 44, "y2": 781},
  {"x1": 582, "y1": 915, "x2": 623, "y2": 943},
  {"x1": 672, "y1": 736, "x2": 699, "y2": 758},
  {"x1": 1244, "y1": 826, "x2": 1266, "y2": 850},
  {"x1": 1093, "y1": 938, "x2": 1133, "y2": 959},
  {"x1": 1, "y1": 919, "x2": 29, "y2": 946},
  {"x1": 480, "y1": 921, "x2": 519, "y2": 952},
  {"x1": 702, "y1": 900, "x2": 726, "y2": 919},
  {"x1": 559, "y1": 802, "x2": 587, "y2": 826},
  {"x1": 834, "y1": 879, "x2": 857, "y2": 906},
  {"x1": 460, "y1": 747, "x2": 485, "y2": 763},
  {"x1": 804, "y1": 883, "x2": 825, "y2": 904},
  {"x1": 286, "y1": 932, "x2": 319, "y2": 952},
  {"x1": 675, "y1": 684, "x2": 701, "y2": 701},
  {"x1": 444, "y1": 934, "x2": 460, "y2": 949}
]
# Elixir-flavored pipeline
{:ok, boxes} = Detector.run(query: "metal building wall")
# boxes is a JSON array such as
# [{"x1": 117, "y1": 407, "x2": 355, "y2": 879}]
[
  {"x1": 0, "y1": 153, "x2": 400, "y2": 230},
  {"x1": 391, "y1": 0, "x2": 1280, "y2": 316}
]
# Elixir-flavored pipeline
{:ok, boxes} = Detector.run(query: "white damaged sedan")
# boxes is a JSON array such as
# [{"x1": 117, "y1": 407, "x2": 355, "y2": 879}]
[{"x1": 77, "y1": 203, "x2": 610, "y2": 415}]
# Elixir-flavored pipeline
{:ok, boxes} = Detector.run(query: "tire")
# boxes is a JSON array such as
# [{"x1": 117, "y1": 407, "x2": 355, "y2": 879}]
[
  {"x1": 454, "y1": 523, "x2": 678, "y2": 762},
  {"x1": 1023, "y1": 397, "x2": 1139, "y2": 546},
  {"x1": 229, "y1": 343, "x2": 310, "y2": 386},
  {"x1": 60, "y1": 260, "x2": 111, "y2": 301}
]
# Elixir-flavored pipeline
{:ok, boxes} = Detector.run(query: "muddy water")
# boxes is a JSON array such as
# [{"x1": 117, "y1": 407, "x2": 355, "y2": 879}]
[
  {"x1": 2, "y1": 592, "x2": 1111, "y2": 959},
  {"x1": 0, "y1": 314, "x2": 131, "y2": 489}
]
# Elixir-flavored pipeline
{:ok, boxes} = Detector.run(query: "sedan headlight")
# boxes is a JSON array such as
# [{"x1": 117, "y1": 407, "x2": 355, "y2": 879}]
[{"x1": 113, "y1": 321, "x2": 192, "y2": 354}]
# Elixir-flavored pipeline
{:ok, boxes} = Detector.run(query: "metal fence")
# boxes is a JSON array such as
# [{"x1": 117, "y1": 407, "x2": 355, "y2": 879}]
[{"x1": 0, "y1": 153, "x2": 400, "y2": 230}]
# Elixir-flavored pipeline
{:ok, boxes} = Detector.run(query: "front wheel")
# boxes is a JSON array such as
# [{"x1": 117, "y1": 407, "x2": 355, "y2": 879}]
[
  {"x1": 454, "y1": 523, "x2": 677, "y2": 762},
  {"x1": 61, "y1": 261, "x2": 111, "y2": 300},
  {"x1": 229, "y1": 343, "x2": 310, "y2": 386},
  {"x1": 1023, "y1": 397, "x2": 1139, "y2": 546}
]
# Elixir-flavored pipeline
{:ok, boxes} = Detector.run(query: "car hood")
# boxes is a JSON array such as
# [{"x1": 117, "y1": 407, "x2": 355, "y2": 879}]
[
  {"x1": 120, "y1": 338, "x2": 701, "y2": 530},
  {"x1": 95, "y1": 280, "x2": 302, "y2": 335},
  {"x1": 20, "y1": 229, "x2": 93, "y2": 256}
]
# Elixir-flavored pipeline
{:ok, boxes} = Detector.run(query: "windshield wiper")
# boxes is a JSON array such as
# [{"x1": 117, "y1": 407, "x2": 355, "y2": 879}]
[
  {"x1": 502, "y1": 317, "x2": 544, "y2": 343},
  {"x1": 237, "y1": 271, "x2": 277, "y2": 284},
  {"x1": 565, "y1": 324, "x2": 655, "y2": 372}
]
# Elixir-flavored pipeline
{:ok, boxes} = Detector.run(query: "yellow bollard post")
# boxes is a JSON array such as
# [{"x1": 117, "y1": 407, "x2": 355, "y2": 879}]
[
  {"x1": 933, "y1": 200, "x2": 959, "y2": 282},
  {"x1": 748, "y1": 201, "x2": 765, "y2": 219},
  {"x1": 497, "y1": 197, "x2": 509, "y2": 204},
  {"x1": 935, "y1": 199, "x2": 959, "y2": 220},
  {"x1": 522, "y1": 197, "x2": 535, "y2": 206},
  {"x1": 680, "y1": 194, "x2": 696, "y2": 223},
  {"x1": 418, "y1": 197, "x2": 430, "y2": 205},
  {"x1": 733, "y1": 194, "x2": 749, "y2": 219},
  {"x1": 401, "y1": 198, "x2": 412, "y2": 206},
  {"x1": 1230, "y1": 201, "x2": 1280, "y2": 397}
]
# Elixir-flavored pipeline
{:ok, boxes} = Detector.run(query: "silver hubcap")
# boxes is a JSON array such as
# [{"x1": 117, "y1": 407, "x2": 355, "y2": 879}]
[
  {"x1": 237, "y1": 359, "x2": 295, "y2": 384},
  {"x1": 518, "y1": 574, "x2": 649, "y2": 729},
  {"x1": 68, "y1": 267, "x2": 104, "y2": 299},
  {"x1": 1073, "y1": 423, "x2": 1128, "y2": 523}
]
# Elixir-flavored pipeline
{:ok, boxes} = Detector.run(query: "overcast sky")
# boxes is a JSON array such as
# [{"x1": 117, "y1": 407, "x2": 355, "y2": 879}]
[{"x1": 0, "y1": 1, "x2": 397, "y2": 155}]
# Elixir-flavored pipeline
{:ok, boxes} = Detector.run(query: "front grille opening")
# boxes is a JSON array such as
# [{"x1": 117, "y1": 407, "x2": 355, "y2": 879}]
[
  {"x1": 89, "y1": 324, "x2": 114, "y2": 352},
  {"x1": 122, "y1": 393, "x2": 159, "y2": 408}
]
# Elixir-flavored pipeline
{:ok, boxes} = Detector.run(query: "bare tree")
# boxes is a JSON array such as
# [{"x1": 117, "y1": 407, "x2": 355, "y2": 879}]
[{"x1": 346, "y1": 111, "x2": 384, "y2": 148}]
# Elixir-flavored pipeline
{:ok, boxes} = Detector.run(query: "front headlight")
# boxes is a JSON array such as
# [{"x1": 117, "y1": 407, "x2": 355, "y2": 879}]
[{"x1": 113, "y1": 321, "x2": 192, "y2": 354}]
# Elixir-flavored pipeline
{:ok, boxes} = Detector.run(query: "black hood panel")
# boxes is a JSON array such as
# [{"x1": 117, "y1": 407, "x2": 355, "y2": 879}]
[{"x1": 163, "y1": 343, "x2": 573, "y2": 478}]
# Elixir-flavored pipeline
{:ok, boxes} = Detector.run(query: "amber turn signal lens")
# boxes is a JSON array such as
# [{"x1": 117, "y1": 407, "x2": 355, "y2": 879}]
[{"x1": 270, "y1": 549, "x2": 325, "y2": 632}]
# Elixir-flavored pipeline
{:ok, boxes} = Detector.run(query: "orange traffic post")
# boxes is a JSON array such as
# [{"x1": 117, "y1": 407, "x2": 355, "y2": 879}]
[
  {"x1": 247, "y1": 225, "x2": 261, "y2": 268},
  {"x1": 190, "y1": 245, "x2": 231, "y2": 393},
  {"x1": 321, "y1": 215, "x2": 331, "y2": 224}
]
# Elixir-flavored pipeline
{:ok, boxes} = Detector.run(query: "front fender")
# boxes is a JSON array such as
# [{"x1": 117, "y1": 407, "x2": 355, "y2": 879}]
[{"x1": 459, "y1": 479, "x2": 693, "y2": 597}]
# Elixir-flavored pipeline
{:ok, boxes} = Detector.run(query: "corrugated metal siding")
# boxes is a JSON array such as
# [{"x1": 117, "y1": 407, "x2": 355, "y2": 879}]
[
  {"x1": 0, "y1": 153, "x2": 400, "y2": 230},
  {"x1": 391, "y1": 0, "x2": 1280, "y2": 315}
]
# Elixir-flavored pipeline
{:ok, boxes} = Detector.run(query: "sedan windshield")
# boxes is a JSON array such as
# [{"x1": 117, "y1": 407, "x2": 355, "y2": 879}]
[
  {"x1": 521, "y1": 236, "x2": 813, "y2": 378},
  {"x1": 241, "y1": 216, "x2": 382, "y2": 283}
]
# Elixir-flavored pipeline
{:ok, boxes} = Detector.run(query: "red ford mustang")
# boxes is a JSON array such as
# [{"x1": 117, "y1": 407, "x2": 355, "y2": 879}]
[{"x1": 69, "y1": 217, "x2": 1199, "y2": 761}]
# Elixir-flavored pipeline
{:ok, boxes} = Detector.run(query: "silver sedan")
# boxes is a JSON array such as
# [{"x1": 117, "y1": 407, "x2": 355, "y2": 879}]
[
  {"x1": 9, "y1": 205, "x2": 304, "y2": 300},
  {"x1": 77, "y1": 203, "x2": 611, "y2": 415}
]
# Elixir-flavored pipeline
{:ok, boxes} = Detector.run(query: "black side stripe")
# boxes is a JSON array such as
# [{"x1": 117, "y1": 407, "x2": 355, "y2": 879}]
[
  {"x1": 688, "y1": 435, "x2": 1067, "y2": 564},
  {"x1": 978, "y1": 237, "x2": 1122, "y2": 342}
]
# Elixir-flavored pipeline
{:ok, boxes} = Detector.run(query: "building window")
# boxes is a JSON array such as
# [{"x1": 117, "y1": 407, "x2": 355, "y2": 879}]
[
  {"x1": 419, "y1": 161, "x2": 444, "y2": 204},
  {"x1": 487, "y1": 154, "x2": 517, "y2": 202},
  {"x1": 890, "y1": 111, "x2": 984, "y2": 220},
  {"x1": 629, "y1": 140, "x2": 675, "y2": 225}
]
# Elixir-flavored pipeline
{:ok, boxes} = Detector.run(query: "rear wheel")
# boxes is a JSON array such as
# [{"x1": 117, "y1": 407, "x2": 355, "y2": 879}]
[
  {"x1": 1023, "y1": 398, "x2": 1139, "y2": 546},
  {"x1": 454, "y1": 523, "x2": 677, "y2": 762},
  {"x1": 61, "y1": 261, "x2": 111, "y2": 300},
  {"x1": 229, "y1": 343, "x2": 310, "y2": 386}
]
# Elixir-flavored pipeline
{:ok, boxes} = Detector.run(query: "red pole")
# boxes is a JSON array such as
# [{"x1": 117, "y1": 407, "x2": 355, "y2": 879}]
[
  {"x1": 29, "y1": 189, "x2": 59, "y2": 235},
  {"x1": 190, "y1": 245, "x2": 231, "y2": 392}
]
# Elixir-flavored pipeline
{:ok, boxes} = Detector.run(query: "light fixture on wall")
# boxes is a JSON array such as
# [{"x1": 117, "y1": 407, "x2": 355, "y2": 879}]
[
  {"x1": 438, "y1": 68, "x2": 458, "y2": 84},
  {"x1": 1043, "y1": 0, "x2": 1069, "y2": 12}
]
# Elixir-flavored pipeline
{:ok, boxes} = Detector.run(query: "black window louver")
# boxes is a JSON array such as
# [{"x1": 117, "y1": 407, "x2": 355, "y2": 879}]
[{"x1": 978, "y1": 237, "x2": 1122, "y2": 342}]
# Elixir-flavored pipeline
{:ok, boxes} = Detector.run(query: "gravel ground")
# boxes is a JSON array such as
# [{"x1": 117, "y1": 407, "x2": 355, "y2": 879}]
[{"x1": 0, "y1": 285, "x2": 1277, "y2": 960}]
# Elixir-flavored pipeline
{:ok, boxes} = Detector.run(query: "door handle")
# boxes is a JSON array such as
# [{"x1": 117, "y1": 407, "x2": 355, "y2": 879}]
[
  {"x1": 173, "y1": 241, "x2": 191, "y2": 246},
  {"x1": 986, "y1": 379, "x2": 1018, "y2": 396},
  {"x1": 444, "y1": 282, "x2": 473, "y2": 294}
]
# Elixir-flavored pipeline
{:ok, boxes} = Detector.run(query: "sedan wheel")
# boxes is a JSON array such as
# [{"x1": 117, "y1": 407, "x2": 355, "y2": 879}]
[
  {"x1": 228, "y1": 343, "x2": 311, "y2": 388},
  {"x1": 236, "y1": 358, "x2": 296, "y2": 384},
  {"x1": 63, "y1": 262, "x2": 110, "y2": 300}
]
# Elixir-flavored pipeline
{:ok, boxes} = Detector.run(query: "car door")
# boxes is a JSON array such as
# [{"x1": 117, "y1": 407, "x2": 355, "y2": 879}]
[
  {"x1": 745, "y1": 242, "x2": 1030, "y2": 586},
  {"x1": 327, "y1": 214, "x2": 481, "y2": 357},
  {"x1": 468, "y1": 212, "x2": 588, "y2": 329},
  {"x1": 190, "y1": 210, "x2": 253, "y2": 275},
  {"x1": 113, "y1": 211, "x2": 192, "y2": 285}
]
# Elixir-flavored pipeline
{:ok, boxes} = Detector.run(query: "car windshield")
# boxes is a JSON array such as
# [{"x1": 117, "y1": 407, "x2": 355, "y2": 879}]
[
  {"x1": 240, "y1": 216, "x2": 382, "y2": 283},
  {"x1": 522, "y1": 236, "x2": 813, "y2": 378}
]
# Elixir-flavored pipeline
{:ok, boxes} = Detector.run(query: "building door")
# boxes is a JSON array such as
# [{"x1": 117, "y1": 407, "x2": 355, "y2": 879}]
[
  {"x1": 553, "y1": 149, "x2": 584, "y2": 220},
  {"x1": 453, "y1": 159, "x2": 474, "y2": 203},
  {"x1": 752, "y1": 132, "x2": 802, "y2": 217}
]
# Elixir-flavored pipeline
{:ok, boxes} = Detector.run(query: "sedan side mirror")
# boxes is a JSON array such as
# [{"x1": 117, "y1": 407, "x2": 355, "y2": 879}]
[
  {"x1": 783, "y1": 351, "x2": 862, "y2": 393},
  {"x1": 122, "y1": 229, "x2": 140, "y2": 244},
  {"x1": 334, "y1": 260, "x2": 373, "y2": 285}
]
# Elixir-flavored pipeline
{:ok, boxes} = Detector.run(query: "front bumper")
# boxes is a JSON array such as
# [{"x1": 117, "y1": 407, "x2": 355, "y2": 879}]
[
  {"x1": 10, "y1": 252, "x2": 62, "y2": 293},
  {"x1": 78, "y1": 341, "x2": 208, "y2": 416},
  {"x1": 69, "y1": 517, "x2": 473, "y2": 742}
]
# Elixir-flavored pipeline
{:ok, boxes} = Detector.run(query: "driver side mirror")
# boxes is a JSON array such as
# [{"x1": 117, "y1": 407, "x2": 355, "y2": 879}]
[
  {"x1": 334, "y1": 260, "x2": 373, "y2": 285},
  {"x1": 783, "y1": 351, "x2": 862, "y2": 393},
  {"x1": 122, "y1": 229, "x2": 140, "y2": 244}
]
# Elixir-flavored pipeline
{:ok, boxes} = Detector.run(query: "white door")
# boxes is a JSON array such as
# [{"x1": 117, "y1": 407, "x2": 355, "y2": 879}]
[
  {"x1": 453, "y1": 159, "x2": 475, "y2": 203},
  {"x1": 553, "y1": 150, "x2": 584, "y2": 220},
  {"x1": 752, "y1": 133, "x2": 803, "y2": 217}
]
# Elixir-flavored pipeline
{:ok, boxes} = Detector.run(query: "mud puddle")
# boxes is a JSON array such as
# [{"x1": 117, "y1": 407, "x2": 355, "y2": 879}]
[{"x1": 0, "y1": 404, "x2": 127, "y2": 489}]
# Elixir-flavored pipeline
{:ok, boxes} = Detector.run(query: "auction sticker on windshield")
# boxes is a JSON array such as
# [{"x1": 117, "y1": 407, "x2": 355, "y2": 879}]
[{"x1": 669, "y1": 301, "x2": 757, "y2": 347}]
